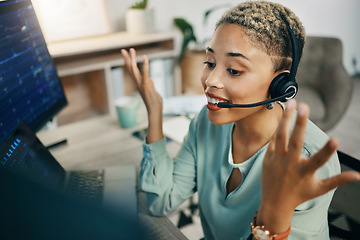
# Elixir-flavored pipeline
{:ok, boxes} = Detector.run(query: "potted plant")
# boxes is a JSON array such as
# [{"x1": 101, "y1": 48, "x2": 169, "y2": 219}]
[
  {"x1": 174, "y1": 4, "x2": 230, "y2": 94},
  {"x1": 126, "y1": 0, "x2": 155, "y2": 34}
]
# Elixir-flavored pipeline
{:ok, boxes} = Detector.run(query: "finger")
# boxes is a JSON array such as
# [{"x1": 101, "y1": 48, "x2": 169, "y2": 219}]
[
  {"x1": 142, "y1": 55, "x2": 150, "y2": 80},
  {"x1": 121, "y1": 49, "x2": 132, "y2": 70},
  {"x1": 288, "y1": 103, "x2": 309, "y2": 158},
  {"x1": 319, "y1": 170, "x2": 360, "y2": 195},
  {"x1": 275, "y1": 99, "x2": 297, "y2": 153},
  {"x1": 141, "y1": 55, "x2": 157, "y2": 92},
  {"x1": 264, "y1": 132, "x2": 276, "y2": 166},
  {"x1": 306, "y1": 138, "x2": 339, "y2": 172},
  {"x1": 129, "y1": 48, "x2": 142, "y2": 84},
  {"x1": 267, "y1": 131, "x2": 276, "y2": 152}
]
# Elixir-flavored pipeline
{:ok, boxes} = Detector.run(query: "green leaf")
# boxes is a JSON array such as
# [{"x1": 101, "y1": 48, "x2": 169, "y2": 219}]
[
  {"x1": 174, "y1": 18, "x2": 197, "y2": 60},
  {"x1": 130, "y1": 0, "x2": 147, "y2": 9},
  {"x1": 203, "y1": 4, "x2": 231, "y2": 25}
]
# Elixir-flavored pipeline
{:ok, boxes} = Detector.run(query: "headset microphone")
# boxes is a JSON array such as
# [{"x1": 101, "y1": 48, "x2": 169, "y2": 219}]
[
  {"x1": 218, "y1": 14, "x2": 299, "y2": 109},
  {"x1": 217, "y1": 91, "x2": 294, "y2": 108}
]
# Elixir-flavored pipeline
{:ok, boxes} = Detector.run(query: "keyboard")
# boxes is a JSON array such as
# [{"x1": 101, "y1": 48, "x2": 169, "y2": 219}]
[{"x1": 66, "y1": 170, "x2": 105, "y2": 202}]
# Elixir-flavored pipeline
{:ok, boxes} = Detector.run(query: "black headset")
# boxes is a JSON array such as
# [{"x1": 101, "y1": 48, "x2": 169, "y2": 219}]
[{"x1": 218, "y1": 14, "x2": 299, "y2": 108}]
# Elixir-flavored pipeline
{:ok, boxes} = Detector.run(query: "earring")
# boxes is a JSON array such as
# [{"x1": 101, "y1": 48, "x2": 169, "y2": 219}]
[{"x1": 266, "y1": 102, "x2": 275, "y2": 110}]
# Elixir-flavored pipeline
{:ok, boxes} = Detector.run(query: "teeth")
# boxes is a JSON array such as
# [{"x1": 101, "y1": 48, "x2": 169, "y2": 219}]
[
  {"x1": 207, "y1": 96, "x2": 217, "y2": 105},
  {"x1": 207, "y1": 95, "x2": 225, "y2": 105}
]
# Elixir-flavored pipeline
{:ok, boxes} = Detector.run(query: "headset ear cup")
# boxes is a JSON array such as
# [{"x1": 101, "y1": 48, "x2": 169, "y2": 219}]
[
  {"x1": 269, "y1": 73, "x2": 298, "y2": 101},
  {"x1": 269, "y1": 72, "x2": 289, "y2": 98},
  {"x1": 280, "y1": 80, "x2": 298, "y2": 101}
]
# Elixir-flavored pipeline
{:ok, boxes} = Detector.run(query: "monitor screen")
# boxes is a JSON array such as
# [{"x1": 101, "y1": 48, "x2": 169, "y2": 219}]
[
  {"x1": 0, "y1": 0, "x2": 67, "y2": 146},
  {"x1": 0, "y1": 121, "x2": 66, "y2": 188}
]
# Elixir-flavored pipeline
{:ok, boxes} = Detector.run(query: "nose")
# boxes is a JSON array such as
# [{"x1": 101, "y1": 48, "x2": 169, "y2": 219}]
[{"x1": 204, "y1": 70, "x2": 224, "y2": 89}]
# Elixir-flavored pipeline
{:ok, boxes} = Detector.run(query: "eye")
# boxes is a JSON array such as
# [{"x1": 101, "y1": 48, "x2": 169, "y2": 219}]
[
  {"x1": 227, "y1": 68, "x2": 243, "y2": 76},
  {"x1": 204, "y1": 61, "x2": 216, "y2": 69}
]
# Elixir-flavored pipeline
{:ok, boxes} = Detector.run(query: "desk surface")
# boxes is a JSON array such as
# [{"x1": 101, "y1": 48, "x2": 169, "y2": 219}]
[{"x1": 37, "y1": 115, "x2": 186, "y2": 240}]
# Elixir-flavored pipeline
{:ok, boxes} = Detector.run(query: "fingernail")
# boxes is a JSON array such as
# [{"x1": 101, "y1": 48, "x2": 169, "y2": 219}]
[
  {"x1": 356, "y1": 173, "x2": 360, "y2": 181},
  {"x1": 330, "y1": 138, "x2": 339, "y2": 148},
  {"x1": 298, "y1": 104, "x2": 306, "y2": 116},
  {"x1": 286, "y1": 99, "x2": 295, "y2": 109}
]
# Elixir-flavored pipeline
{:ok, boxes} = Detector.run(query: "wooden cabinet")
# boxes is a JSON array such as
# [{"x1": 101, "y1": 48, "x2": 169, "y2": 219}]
[{"x1": 48, "y1": 31, "x2": 178, "y2": 125}]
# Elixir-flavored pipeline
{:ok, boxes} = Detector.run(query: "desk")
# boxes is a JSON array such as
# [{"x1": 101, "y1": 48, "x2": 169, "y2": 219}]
[{"x1": 37, "y1": 115, "x2": 187, "y2": 240}]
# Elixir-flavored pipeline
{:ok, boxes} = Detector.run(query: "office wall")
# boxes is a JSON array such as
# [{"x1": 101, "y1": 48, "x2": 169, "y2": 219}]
[{"x1": 105, "y1": 0, "x2": 360, "y2": 76}]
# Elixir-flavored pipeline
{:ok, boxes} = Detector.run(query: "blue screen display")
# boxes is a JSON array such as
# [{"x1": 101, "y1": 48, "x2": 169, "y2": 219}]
[
  {"x1": 0, "y1": 0, "x2": 67, "y2": 146},
  {"x1": 0, "y1": 121, "x2": 66, "y2": 188}
]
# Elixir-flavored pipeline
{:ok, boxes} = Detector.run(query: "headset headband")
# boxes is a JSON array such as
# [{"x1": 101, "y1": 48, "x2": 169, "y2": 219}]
[{"x1": 279, "y1": 14, "x2": 299, "y2": 82}]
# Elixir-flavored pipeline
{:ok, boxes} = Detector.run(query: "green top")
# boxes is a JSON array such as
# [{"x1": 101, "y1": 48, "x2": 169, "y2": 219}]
[{"x1": 139, "y1": 106, "x2": 340, "y2": 240}]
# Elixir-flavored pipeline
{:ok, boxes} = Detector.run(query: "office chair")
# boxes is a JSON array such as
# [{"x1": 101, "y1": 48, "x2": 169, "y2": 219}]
[
  {"x1": 328, "y1": 151, "x2": 360, "y2": 240},
  {"x1": 296, "y1": 36, "x2": 353, "y2": 131}
]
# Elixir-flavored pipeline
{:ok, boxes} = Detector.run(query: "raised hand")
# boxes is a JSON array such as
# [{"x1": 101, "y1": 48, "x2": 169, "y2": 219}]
[
  {"x1": 257, "y1": 99, "x2": 360, "y2": 234},
  {"x1": 121, "y1": 48, "x2": 164, "y2": 143},
  {"x1": 121, "y1": 48, "x2": 163, "y2": 116}
]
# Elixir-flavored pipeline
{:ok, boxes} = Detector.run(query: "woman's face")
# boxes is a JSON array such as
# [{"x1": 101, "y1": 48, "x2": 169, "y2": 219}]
[{"x1": 201, "y1": 24, "x2": 278, "y2": 125}]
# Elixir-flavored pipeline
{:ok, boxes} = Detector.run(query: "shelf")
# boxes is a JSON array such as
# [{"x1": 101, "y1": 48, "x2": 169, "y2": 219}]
[
  {"x1": 48, "y1": 31, "x2": 177, "y2": 58},
  {"x1": 48, "y1": 31, "x2": 179, "y2": 125},
  {"x1": 54, "y1": 47, "x2": 176, "y2": 77},
  {"x1": 49, "y1": 31, "x2": 176, "y2": 77}
]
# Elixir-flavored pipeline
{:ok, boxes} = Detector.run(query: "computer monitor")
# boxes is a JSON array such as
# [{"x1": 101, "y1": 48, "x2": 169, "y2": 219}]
[{"x1": 0, "y1": 0, "x2": 67, "y2": 146}]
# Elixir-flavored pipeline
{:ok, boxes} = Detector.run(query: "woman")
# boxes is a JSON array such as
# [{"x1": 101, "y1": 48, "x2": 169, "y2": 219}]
[{"x1": 121, "y1": 1, "x2": 360, "y2": 239}]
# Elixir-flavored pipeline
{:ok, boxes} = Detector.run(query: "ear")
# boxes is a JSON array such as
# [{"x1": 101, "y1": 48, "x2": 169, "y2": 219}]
[{"x1": 272, "y1": 70, "x2": 290, "y2": 79}]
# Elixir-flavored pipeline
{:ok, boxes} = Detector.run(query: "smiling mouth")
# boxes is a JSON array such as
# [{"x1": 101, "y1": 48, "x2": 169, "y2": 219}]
[{"x1": 206, "y1": 95, "x2": 228, "y2": 105}]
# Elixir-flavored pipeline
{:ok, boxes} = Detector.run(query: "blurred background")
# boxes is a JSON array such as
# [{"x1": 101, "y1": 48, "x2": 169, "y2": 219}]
[
  {"x1": 23, "y1": 1, "x2": 360, "y2": 239},
  {"x1": 32, "y1": 0, "x2": 360, "y2": 76}
]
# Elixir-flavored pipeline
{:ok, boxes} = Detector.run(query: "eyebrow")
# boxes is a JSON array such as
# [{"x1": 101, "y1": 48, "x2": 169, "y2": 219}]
[{"x1": 206, "y1": 47, "x2": 249, "y2": 61}]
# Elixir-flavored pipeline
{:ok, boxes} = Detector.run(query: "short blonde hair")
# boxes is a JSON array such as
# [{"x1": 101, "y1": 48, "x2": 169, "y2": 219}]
[{"x1": 216, "y1": 1, "x2": 306, "y2": 73}]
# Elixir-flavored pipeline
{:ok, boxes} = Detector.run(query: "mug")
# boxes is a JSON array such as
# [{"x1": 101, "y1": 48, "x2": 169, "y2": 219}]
[{"x1": 115, "y1": 96, "x2": 139, "y2": 128}]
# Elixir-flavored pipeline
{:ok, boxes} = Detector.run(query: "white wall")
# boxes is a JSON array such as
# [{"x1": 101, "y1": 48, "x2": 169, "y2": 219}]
[
  {"x1": 279, "y1": 0, "x2": 360, "y2": 76},
  {"x1": 105, "y1": 0, "x2": 360, "y2": 76}
]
